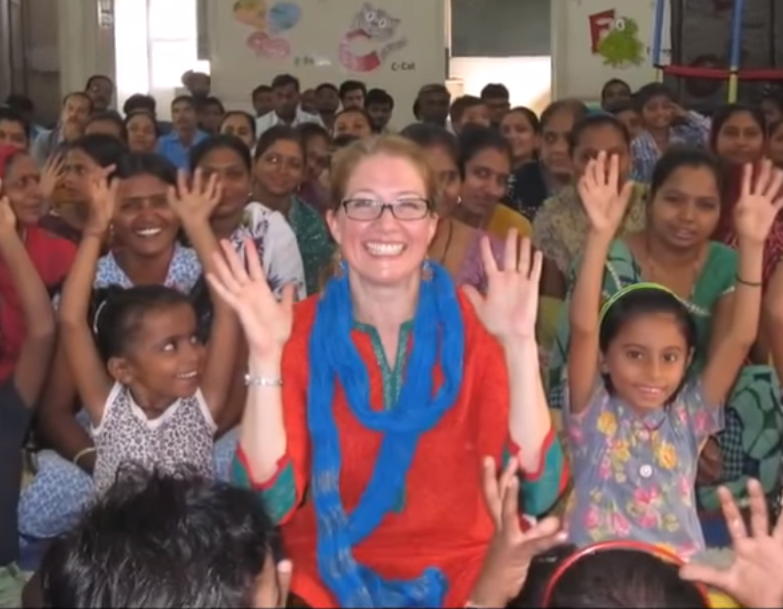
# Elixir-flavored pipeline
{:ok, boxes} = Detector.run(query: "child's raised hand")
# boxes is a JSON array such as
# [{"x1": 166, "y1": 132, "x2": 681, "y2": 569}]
[
  {"x1": 468, "y1": 456, "x2": 566, "y2": 608},
  {"x1": 464, "y1": 230, "x2": 542, "y2": 345},
  {"x1": 206, "y1": 237, "x2": 295, "y2": 360},
  {"x1": 733, "y1": 160, "x2": 783, "y2": 245},
  {"x1": 577, "y1": 151, "x2": 634, "y2": 235},
  {"x1": 680, "y1": 480, "x2": 783, "y2": 609},
  {"x1": 167, "y1": 168, "x2": 223, "y2": 224},
  {"x1": 84, "y1": 165, "x2": 117, "y2": 238},
  {"x1": 0, "y1": 195, "x2": 17, "y2": 234}
]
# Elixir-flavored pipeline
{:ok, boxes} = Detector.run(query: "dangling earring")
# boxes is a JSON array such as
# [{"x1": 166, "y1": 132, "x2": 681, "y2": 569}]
[
  {"x1": 421, "y1": 256, "x2": 433, "y2": 281},
  {"x1": 334, "y1": 250, "x2": 347, "y2": 279}
]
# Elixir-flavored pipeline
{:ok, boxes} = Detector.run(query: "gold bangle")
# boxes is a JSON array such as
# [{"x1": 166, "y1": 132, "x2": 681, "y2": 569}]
[{"x1": 73, "y1": 446, "x2": 96, "y2": 466}]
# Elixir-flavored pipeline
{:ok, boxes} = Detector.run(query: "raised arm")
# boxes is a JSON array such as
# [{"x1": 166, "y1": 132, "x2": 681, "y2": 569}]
[
  {"x1": 703, "y1": 161, "x2": 783, "y2": 405},
  {"x1": 764, "y1": 263, "x2": 783, "y2": 380},
  {"x1": 57, "y1": 169, "x2": 116, "y2": 423},
  {"x1": 207, "y1": 238, "x2": 299, "y2": 514},
  {"x1": 568, "y1": 152, "x2": 634, "y2": 414},
  {"x1": 168, "y1": 169, "x2": 238, "y2": 417},
  {"x1": 465, "y1": 232, "x2": 555, "y2": 480},
  {"x1": 36, "y1": 343, "x2": 95, "y2": 471},
  {"x1": 0, "y1": 198, "x2": 56, "y2": 405}
]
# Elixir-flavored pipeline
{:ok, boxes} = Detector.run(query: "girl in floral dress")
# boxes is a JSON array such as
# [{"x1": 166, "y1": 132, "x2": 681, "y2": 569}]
[{"x1": 564, "y1": 151, "x2": 783, "y2": 559}]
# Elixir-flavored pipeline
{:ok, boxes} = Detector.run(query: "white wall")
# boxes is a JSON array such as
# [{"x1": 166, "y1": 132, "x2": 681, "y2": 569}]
[{"x1": 57, "y1": 0, "x2": 115, "y2": 100}]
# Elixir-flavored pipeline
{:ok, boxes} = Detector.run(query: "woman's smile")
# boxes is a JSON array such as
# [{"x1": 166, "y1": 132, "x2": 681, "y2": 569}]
[{"x1": 364, "y1": 241, "x2": 406, "y2": 257}]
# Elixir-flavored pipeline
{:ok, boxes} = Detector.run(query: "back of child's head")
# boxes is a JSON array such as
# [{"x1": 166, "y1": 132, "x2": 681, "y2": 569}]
[
  {"x1": 545, "y1": 549, "x2": 709, "y2": 608},
  {"x1": 599, "y1": 286, "x2": 696, "y2": 355},
  {"x1": 92, "y1": 284, "x2": 194, "y2": 361},
  {"x1": 39, "y1": 467, "x2": 281, "y2": 608},
  {"x1": 508, "y1": 544, "x2": 577, "y2": 607}
]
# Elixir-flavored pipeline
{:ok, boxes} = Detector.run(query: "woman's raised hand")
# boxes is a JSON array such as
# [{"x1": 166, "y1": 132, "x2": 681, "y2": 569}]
[
  {"x1": 464, "y1": 230, "x2": 542, "y2": 345},
  {"x1": 40, "y1": 154, "x2": 66, "y2": 201},
  {"x1": 206, "y1": 237, "x2": 296, "y2": 359},
  {"x1": 577, "y1": 151, "x2": 634, "y2": 235},
  {"x1": 167, "y1": 168, "x2": 223, "y2": 223},
  {"x1": 84, "y1": 165, "x2": 117, "y2": 238},
  {"x1": 733, "y1": 160, "x2": 783, "y2": 245}
]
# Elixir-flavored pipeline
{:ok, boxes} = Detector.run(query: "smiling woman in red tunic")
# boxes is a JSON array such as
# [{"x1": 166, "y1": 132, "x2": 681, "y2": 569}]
[
  {"x1": 0, "y1": 146, "x2": 75, "y2": 382},
  {"x1": 211, "y1": 136, "x2": 567, "y2": 608}
]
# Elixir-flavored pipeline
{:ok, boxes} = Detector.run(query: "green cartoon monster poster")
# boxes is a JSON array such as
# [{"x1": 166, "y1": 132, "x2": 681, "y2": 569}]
[{"x1": 597, "y1": 16, "x2": 645, "y2": 68}]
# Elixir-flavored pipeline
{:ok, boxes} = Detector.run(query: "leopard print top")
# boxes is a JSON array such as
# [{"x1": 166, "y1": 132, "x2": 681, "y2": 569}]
[{"x1": 92, "y1": 383, "x2": 216, "y2": 494}]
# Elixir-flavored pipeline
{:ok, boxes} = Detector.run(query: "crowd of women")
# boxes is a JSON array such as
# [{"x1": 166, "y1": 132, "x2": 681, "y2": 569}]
[{"x1": 2, "y1": 71, "x2": 783, "y2": 607}]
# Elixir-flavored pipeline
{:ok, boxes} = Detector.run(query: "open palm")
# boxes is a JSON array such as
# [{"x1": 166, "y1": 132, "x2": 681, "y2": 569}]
[
  {"x1": 680, "y1": 480, "x2": 783, "y2": 608},
  {"x1": 577, "y1": 151, "x2": 634, "y2": 235},
  {"x1": 168, "y1": 168, "x2": 223, "y2": 222},
  {"x1": 470, "y1": 456, "x2": 566, "y2": 607},
  {"x1": 207, "y1": 237, "x2": 296, "y2": 359},
  {"x1": 734, "y1": 160, "x2": 783, "y2": 245},
  {"x1": 464, "y1": 230, "x2": 542, "y2": 344}
]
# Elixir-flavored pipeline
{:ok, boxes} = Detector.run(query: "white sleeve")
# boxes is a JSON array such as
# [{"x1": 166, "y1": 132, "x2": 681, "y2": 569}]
[
  {"x1": 91, "y1": 382, "x2": 124, "y2": 435},
  {"x1": 263, "y1": 211, "x2": 307, "y2": 301}
]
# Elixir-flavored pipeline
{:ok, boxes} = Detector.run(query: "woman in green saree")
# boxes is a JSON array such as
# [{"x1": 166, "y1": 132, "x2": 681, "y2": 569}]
[{"x1": 548, "y1": 147, "x2": 783, "y2": 513}]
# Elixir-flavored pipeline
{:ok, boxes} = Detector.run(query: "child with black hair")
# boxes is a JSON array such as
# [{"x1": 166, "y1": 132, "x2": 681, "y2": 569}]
[
  {"x1": 565, "y1": 151, "x2": 782, "y2": 558},
  {"x1": 57, "y1": 167, "x2": 237, "y2": 494},
  {"x1": 39, "y1": 468, "x2": 291, "y2": 609}
]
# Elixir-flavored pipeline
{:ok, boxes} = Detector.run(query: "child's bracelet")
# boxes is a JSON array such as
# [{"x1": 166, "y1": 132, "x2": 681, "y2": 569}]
[
  {"x1": 736, "y1": 275, "x2": 762, "y2": 287},
  {"x1": 73, "y1": 446, "x2": 96, "y2": 466}
]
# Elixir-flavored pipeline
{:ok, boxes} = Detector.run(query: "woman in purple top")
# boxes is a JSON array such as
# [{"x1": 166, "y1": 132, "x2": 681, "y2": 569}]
[
  {"x1": 564, "y1": 152, "x2": 782, "y2": 559},
  {"x1": 401, "y1": 123, "x2": 503, "y2": 293}
]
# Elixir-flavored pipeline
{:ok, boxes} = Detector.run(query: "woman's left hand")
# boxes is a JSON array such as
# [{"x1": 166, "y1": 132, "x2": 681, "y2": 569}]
[
  {"x1": 464, "y1": 229, "x2": 543, "y2": 345},
  {"x1": 167, "y1": 168, "x2": 223, "y2": 223},
  {"x1": 734, "y1": 160, "x2": 783, "y2": 245}
]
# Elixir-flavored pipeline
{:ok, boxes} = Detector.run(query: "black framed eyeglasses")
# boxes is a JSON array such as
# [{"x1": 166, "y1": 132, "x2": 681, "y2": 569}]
[{"x1": 341, "y1": 197, "x2": 431, "y2": 221}]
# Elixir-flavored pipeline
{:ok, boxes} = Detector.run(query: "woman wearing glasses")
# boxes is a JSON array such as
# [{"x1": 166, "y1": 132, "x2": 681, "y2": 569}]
[
  {"x1": 252, "y1": 125, "x2": 334, "y2": 295},
  {"x1": 215, "y1": 135, "x2": 567, "y2": 608}
]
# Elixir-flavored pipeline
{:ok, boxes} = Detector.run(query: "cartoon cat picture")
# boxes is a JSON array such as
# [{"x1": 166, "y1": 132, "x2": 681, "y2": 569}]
[{"x1": 339, "y1": 2, "x2": 408, "y2": 72}]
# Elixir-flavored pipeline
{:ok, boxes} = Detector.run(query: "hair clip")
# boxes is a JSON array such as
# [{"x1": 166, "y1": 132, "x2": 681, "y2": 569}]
[
  {"x1": 540, "y1": 540, "x2": 711, "y2": 607},
  {"x1": 92, "y1": 300, "x2": 108, "y2": 335}
]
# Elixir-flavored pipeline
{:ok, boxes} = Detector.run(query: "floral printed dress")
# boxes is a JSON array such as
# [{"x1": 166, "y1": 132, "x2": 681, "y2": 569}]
[
  {"x1": 565, "y1": 381, "x2": 723, "y2": 559},
  {"x1": 230, "y1": 202, "x2": 306, "y2": 300}
]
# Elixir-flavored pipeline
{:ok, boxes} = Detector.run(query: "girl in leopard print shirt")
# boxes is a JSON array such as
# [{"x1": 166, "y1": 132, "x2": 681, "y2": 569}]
[{"x1": 58, "y1": 163, "x2": 238, "y2": 494}]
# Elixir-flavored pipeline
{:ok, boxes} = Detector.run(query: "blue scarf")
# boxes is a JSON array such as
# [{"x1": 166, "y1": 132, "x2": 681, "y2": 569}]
[{"x1": 307, "y1": 262, "x2": 466, "y2": 608}]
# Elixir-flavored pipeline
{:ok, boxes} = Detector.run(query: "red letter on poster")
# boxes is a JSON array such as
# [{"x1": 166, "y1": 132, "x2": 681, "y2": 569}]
[{"x1": 589, "y1": 9, "x2": 616, "y2": 53}]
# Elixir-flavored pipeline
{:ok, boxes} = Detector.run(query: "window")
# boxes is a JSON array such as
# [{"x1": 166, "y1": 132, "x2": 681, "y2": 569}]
[
  {"x1": 149, "y1": 40, "x2": 197, "y2": 88},
  {"x1": 148, "y1": 0, "x2": 197, "y2": 41}
]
